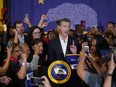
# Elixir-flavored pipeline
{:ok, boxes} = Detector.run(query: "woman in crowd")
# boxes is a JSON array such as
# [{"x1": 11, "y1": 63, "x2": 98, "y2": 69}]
[
  {"x1": 5, "y1": 44, "x2": 27, "y2": 87},
  {"x1": 77, "y1": 34, "x2": 116, "y2": 87},
  {"x1": 28, "y1": 39, "x2": 47, "y2": 67},
  {"x1": 27, "y1": 26, "x2": 42, "y2": 48},
  {"x1": 104, "y1": 30, "x2": 115, "y2": 47},
  {"x1": 7, "y1": 26, "x2": 18, "y2": 46},
  {"x1": 0, "y1": 46, "x2": 12, "y2": 86},
  {"x1": 80, "y1": 35, "x2": 109, "y2": 75}
]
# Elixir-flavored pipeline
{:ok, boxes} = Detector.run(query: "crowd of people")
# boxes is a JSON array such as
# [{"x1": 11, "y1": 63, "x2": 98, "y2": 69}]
[{"x1": 0, "y1": 14, "x2": 116, "y2": 87}]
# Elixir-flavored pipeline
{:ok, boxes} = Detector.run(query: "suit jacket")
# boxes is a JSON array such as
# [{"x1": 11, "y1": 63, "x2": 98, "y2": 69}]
[
  {"x1": 18, "y1": 35, "x2": 29, "y2": 44},
  {"x1": 48, "y1": 36, "x2": 80, "y2": 64}
]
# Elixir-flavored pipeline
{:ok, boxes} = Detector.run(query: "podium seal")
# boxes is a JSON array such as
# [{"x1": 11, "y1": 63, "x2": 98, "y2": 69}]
[{"x1": 48, "y1": 60, "x2": 71, "y2": 84}]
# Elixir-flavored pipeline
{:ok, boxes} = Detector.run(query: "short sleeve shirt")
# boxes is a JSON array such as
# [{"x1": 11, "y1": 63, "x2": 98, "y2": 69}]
[{"x1": 85, "y1": 71, "x2": 103, "y2": 87}]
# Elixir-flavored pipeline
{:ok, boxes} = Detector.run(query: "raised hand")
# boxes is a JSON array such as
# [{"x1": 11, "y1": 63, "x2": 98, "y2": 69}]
[
  {"x1": 0, "y1": 76, "x2": 11, "y2": 85},
  {"x1": 42, "y1": 22, "x2": 48, "y2": 28},
  {"x1": 24, "y1": 16, "x2": 30, "y2": 24},
  {"x1": 81, "y1": 42, "x2": 88, "y2": 51},
  {"x1": 6, "y1": 46, "x2": 12, "y2": 58},
  {"x1": 108, "y1": 53, "x2": 116, "y2": 74},
  {"x1": 3, "y1": 24, "x2": 7, "y2": 32},
  {"x1": 21, "y1": 53, "x2": 27, "y2": 63},
  {"x1": 12, "y1": 29, "x2": 18, "y2": 35},
  {"x1": 88, "y1": 53, "x2": 98, "y2": 62},
  {"x1": 70, "y1": 40, "x2": 77, "y2": 54},
  {"x1": 41, "y1": 76, "x2": 51, "y2": 87},
  {"x1": 41, "y1": 14, "x2": 47, "y2": 20},
  {"x1": 33, "y1": 44, "x2": 40, "y2": 55}
]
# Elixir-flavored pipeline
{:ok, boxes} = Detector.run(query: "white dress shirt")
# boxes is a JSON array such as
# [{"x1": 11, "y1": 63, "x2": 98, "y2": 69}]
[
  {"x1": 59, "y1": 35, "x2": 68, "y2": 56},
  {"x1": 18, "y1": 35, "x2": 24, "y2": 43}
]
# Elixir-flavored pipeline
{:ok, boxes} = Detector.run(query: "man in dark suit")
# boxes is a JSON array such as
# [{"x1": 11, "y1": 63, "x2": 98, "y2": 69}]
[
  {"x1": 47, "y1": 18, "x2": 82, "y2": 87},
  {"x1": 13, "y1": 21, "x2": 29, "y2": 43},
  {"x1": 48, "y1": 34, "x2": 79, "y2": 63},
  {"x1": 48, "y1": 18, "x2": 79, "y2": 63}
]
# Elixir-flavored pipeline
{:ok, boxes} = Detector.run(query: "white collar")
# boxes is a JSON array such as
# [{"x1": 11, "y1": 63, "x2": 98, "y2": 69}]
[{"x1": 59, "y1": 35, "x2": 68, "y2": 42}]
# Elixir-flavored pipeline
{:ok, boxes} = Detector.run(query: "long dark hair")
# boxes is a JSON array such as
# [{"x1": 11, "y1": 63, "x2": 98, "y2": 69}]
[
  {"x1": 29, "y1": 26, "x2": 42, "y2": 40},
  {"x1": 28, "y1": 39, "x2": 47, "y2": 66},
  {"x1": 93, "y1": 35, "x2": 109, "y2": 54}
]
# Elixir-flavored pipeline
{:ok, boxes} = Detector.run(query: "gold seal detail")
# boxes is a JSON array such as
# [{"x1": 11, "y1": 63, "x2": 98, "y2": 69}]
[{"x1": 48, "y1": 60, "x2": 71, "y2": 84}]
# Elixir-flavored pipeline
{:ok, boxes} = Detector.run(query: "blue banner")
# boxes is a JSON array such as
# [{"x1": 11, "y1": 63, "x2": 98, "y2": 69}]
[
  {"x1": 9, "y1": 0, "x2": 116, "y2": 31},
  {"x1": 66, "y1": 54, "x2": 79, "y2": 70}
]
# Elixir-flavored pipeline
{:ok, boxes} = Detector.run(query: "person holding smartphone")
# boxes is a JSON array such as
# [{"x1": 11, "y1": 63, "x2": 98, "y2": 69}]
[
  {"x1": 41, "y1": 76, "x2": 51, "y2": 87},
  {"x1": 103, "y1": 53, "x2": 116, "y2": 87},
  {"x1": 30, "y1": 76, "x2": 51, "y2": 87}
]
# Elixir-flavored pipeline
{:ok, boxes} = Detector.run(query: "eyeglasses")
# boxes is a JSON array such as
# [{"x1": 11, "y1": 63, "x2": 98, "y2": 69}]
[
  {"x1": 32, "y1": 32, "x2": 41, "y2": 34},
  {"x1": 13, "y1": 50, "x2": 21, "y2": 52}
]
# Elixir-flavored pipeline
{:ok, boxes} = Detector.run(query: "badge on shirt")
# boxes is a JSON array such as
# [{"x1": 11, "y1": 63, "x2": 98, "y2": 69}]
[{"x1": 48, "y1": 60, "x2": 71, "y2": 84}]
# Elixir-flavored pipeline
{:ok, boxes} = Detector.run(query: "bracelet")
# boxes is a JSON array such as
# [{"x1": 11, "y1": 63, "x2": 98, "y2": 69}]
[
  {"x1": 81, "y1": 50, "x2": 85, "y2": 53},
  {"x1": 15, "y1": 34, "x2": 18, "y2": 37},
  {"x1": 22, "y1": 63, "x2": 27, "y2": 66},
  {"x1": 106, "y1": 73, "x2": 112, "y2": 77},
  {"x1": 79, "y1": 58, "x2": 86, "y2": 61}
]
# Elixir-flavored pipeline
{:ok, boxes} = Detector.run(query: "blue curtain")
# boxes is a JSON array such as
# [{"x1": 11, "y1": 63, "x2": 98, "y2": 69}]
[{"x1": 9, "y1": 0, "x2": 116, "y2": 31}]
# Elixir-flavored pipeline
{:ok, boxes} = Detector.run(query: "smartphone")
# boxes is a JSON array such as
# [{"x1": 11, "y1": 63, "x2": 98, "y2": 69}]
[
  {"x1": 112, "y1": 48, "x2": 116, "y2": 63},
  {"x1": 30, "y1": 77, "x2": 44, "y2": 86},
  {"x1": 102, "y1": 54, "x2": 111, "y2": 63},
  {"x1": 25, "y1": 14, "x2": 29, "y2": 18},
  {"x1": 84, "y1": 46, "x2": 89, "y2": 55},
  {"x1": 100, "y1": 50, "x2": 109, "y2": 63}
]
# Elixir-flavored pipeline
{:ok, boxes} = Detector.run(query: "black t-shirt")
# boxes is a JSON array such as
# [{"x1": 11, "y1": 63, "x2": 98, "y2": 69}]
[{"x1": 5, "y1": 60, "x2": 26, "y2": 87}]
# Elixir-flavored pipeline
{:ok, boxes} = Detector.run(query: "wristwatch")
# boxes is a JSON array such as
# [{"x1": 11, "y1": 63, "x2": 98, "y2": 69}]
[{"x1": 106, "y1": 73, "x2": 112, "y2": 77}]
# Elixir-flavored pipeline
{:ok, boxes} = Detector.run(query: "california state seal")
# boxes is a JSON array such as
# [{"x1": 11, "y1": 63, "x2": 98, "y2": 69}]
[{"x1": 48, "y1": 60, "x2": 71, "y2": 84}]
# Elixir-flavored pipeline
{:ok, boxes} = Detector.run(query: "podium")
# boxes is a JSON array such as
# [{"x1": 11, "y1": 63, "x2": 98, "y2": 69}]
[{"x1": 47, "y1": 54, "x2": 82, "y2": 87}]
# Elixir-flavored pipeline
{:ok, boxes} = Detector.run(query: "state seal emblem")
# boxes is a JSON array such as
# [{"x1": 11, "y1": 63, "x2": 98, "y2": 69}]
[{"x1": 48, "y1": 60, "x2": 71, "y2": 84}]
